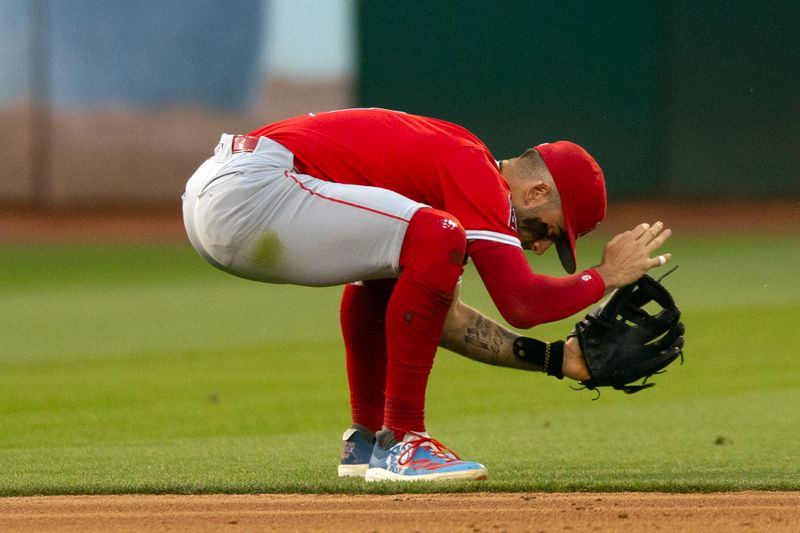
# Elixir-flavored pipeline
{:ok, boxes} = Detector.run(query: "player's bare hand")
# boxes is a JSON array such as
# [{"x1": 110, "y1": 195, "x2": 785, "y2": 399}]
[
  {"x1": 594, "y1": 221, "x2": 672, "y2": 291},
  {"x1": 562, "y1": 336, "x2": 590, "y2": 381}
]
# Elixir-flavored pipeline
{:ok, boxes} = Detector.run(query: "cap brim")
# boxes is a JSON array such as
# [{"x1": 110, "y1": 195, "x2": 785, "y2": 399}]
[
  {"x1": 556, "y1": 197, "x2": 578, "y2": 274},
  {"x1": 555, "y1": 235, "x2": 576, "y2": 274}
]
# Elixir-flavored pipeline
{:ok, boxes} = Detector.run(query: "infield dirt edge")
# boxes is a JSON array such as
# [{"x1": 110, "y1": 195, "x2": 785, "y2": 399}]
[{"x1": 2, "y1": 491, "x2": 799, "y2": 532}]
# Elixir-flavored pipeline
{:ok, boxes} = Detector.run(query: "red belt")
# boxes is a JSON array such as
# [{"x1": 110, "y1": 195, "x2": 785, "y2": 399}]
[{"x1": 232, "y1": 135, "x2": 260, "y2": 153}]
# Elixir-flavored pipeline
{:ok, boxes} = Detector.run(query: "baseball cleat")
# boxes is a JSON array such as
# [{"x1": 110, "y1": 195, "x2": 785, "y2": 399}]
[
  {"x1": 364, "y1": 430, "x2": 488, "y2": 482},
  {"x1": 337, "y1": 425, "x2": 376, "y2": 477}
]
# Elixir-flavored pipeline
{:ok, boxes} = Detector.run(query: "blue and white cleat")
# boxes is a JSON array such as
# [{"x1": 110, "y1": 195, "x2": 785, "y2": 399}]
[
  {"x1": 364, "y1": 430, "x2": 488, "y2": 481},
  {"x1": 337, "y1": 425, "x2": 376, "y2": 477}
]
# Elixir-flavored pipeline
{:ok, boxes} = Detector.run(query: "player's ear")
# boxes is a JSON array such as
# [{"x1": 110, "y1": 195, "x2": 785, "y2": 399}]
[{"x1": 526, "y1": 180, "x2": 551, "y2": 206}]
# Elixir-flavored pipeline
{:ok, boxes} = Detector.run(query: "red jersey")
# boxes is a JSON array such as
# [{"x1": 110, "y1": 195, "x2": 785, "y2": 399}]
[
  {"x1": 251, "y1": 108, "x2": 606, "y2": 327},
  {"x1": 250, "y1": 108, "x2": 520, "y2": 250}
]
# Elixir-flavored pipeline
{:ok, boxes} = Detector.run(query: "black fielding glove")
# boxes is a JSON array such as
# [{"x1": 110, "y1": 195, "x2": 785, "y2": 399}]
[{"x1": 572, "y1": 274, "x2": 685, "y2": 394}]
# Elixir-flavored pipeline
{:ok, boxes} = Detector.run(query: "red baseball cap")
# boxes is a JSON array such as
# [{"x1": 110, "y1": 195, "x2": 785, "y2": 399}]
[{"x1": 533, "y1": 141, "x2": 607, "y2": 274}]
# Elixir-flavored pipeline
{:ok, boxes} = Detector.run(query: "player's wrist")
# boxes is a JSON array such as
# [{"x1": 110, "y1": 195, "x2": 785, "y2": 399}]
[
  {"x1": 592, "y1": 264, "x2": 623, "y2": 293},
  {"x1": 562, "y1": 337, "x2": 591, "y2": 381}
]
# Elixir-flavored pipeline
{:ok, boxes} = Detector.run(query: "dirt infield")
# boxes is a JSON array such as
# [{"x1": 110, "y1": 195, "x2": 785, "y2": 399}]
[{"x1": 2, "y1": 492, "x2": 799, "y2": 532}]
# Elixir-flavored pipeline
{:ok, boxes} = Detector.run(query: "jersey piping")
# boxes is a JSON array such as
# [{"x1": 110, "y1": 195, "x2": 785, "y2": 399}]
[{"x1": 465, "y1": 230, "x2": 522, "y2": 247}]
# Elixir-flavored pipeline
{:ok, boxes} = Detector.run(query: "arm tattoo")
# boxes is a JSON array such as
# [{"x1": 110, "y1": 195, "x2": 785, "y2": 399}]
[
  {"x1": 459, "y1": 315, "x2": 541, "y2": 371},
  {"x1": 465, "y1": 315, "x2": 505, "y2": 354},
  {"x1": 439, "y1": 300, "x2": 544, "y2": 372}
]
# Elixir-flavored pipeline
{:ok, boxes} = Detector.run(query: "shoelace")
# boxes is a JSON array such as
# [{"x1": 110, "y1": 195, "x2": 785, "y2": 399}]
[{"x1": 397, "y1": 431, "x2": 462, "y2": 465}]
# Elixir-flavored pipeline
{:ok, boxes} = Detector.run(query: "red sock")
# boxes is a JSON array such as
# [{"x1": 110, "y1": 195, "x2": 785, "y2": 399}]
[
  {"x1": 383, "y1": 208, "x2": 466, "y2": 440},
  {"x1": 340, "y1": 279, "x2": 396, "y2": 433}
]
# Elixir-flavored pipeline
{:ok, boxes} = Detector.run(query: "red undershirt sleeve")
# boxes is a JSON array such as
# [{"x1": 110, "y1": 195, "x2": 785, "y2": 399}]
[{"x1": 469, "y1": 240, "x2": 606, "y2": 329}]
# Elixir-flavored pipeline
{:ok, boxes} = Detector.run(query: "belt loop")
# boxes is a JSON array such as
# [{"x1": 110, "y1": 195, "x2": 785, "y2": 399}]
[{"x1": 213, "y1": 134, "x2": 235, "y2": 162}]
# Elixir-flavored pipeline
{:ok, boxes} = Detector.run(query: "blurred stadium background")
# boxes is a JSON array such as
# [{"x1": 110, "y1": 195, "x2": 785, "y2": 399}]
[{"x1": 0, "y1": 0, "x2": 797, "y2": 211}]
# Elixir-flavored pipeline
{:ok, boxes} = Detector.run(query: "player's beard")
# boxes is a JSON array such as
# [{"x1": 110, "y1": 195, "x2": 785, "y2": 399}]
[{"x1": 515, "y1": 202, "x2": 560, "y2": 249}]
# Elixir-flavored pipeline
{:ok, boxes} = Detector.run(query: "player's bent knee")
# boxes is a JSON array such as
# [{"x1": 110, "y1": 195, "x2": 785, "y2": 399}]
[
  {"x1": 399, "y1": 208, "x2": 466, "y2": 292},
  {"x1": 403, "y1": 208, "x2": 467, "y2": 263}
]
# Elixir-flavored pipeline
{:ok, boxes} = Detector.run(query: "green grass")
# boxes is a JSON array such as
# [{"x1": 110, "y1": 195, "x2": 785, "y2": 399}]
[{"x1": 1, "y1": 234, "x2": 799, "y2": 495}]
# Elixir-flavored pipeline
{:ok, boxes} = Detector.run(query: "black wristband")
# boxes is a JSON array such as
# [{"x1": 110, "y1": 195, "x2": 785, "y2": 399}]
[
  {"x1": 546, "y1": 340, "x2": 565, "y2": 380},
  {"x1": 513, "y1": 337, "x2": 565, "y2": 380},
  {"x1": 513, "y1": 336, "x2": 546, "y2": 365}
]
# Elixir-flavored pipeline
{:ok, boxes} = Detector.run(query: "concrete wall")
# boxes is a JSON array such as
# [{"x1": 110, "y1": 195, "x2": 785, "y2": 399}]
[{"x1": 0, "y1": 0, "x2": 355, "y2": 207}]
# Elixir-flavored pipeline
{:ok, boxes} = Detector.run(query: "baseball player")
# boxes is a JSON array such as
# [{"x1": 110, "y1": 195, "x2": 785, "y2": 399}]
[{"x1": 182, "y1": 108, "x2": 672, "y2": 482}]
